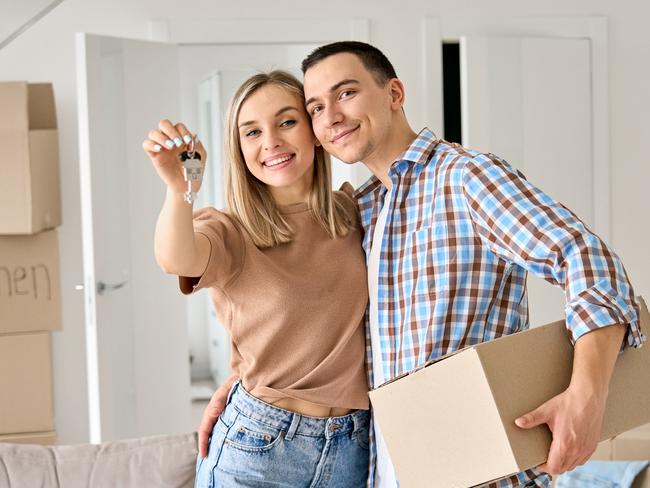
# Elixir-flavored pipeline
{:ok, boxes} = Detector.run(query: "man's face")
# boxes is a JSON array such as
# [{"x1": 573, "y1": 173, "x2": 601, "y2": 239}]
[{"x1": 303, "y1": 53, "x2": 394, "y2": 164}]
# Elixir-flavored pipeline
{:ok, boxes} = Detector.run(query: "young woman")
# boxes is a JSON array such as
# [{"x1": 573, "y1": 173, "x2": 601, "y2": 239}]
[{"x1": 143, "y1": 71, "x2": 370, "y2": 487}]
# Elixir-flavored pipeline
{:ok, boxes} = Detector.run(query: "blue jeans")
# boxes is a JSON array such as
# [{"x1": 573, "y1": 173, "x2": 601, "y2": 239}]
[
  {"x1": 195, "y1": 381, "x2": 370, "y2": 488},
  {"x1": 554, "y1": 460, "x2": 649, "y2": 488}
]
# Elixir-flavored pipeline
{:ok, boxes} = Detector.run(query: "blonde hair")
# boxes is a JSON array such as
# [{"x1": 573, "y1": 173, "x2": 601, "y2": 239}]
[{"x1": 223, "y1": 70, "x2": 354, "y2": 248}]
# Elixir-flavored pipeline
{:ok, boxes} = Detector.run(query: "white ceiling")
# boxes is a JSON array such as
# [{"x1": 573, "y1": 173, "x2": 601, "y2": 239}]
[{"x1": 0, "y1": 0, "x2": 65, "y2": 50}]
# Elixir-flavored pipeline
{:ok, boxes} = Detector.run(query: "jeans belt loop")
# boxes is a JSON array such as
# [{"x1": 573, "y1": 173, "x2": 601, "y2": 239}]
[{"x1": 285, "y1": 413, "x2": 301, "y2": 441}]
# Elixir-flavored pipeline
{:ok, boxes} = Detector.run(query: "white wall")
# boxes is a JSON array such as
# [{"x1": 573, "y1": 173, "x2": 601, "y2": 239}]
[{"x1": 1, "y1": 0, "x2": 648, "y2": 444}]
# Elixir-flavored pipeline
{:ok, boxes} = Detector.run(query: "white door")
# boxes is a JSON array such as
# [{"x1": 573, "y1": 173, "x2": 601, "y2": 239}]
[
  {"x1": 460, "y1": 36, "x2": 593, "y2": 327},
  {"x1": 77, "y1": 33, "x2": 191, "y2": 442}
]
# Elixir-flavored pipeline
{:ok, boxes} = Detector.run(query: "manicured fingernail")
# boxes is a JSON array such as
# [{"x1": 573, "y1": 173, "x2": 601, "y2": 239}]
[
  {"x1": 183, "y1": 135, "x2": 192, "y2": 144},
  {"x1": 153, "y1": 144, "x2": 162, "y2": 152},
  {"x1": 174, "y1": 137, "x2": 182, "y2": 147},
  {"x1": 164, "y1": 140, "x2": 174, "y2": 149}
]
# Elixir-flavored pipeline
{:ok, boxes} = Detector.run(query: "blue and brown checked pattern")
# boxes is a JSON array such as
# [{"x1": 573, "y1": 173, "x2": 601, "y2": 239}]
[{"x1": 357, "y1": 128, "x2": 645, "y2": 488}]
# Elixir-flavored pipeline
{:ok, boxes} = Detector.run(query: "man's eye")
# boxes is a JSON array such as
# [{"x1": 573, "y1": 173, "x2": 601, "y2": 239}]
[
  {"x1": 280, "y1": 119, "x2": 296, "y2": 127},
  {"x1": 340, "y1": 90, "x2": 355, "y2": 99},
  {"x1": 311, "y1": 106, "x2": 322, "y2": 115},
  {"x1": 245, "y1": 129, "x2": 260, "y2": 137}
]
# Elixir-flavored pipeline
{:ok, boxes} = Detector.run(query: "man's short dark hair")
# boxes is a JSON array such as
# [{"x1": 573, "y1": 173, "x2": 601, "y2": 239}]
[{"x1": 301, "y1": 41, "x2": 398, "y2": 86}]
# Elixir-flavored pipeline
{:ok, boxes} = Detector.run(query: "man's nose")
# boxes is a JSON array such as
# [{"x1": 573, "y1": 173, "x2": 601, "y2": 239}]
[{"x1": 324, "y1": 105, "x2": 344, "y2": 127}]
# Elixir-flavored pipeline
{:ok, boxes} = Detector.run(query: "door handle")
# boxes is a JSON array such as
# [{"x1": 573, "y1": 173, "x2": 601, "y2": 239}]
[{"x1": 96, "y1": 280, "x2": 128, "y2": 295}]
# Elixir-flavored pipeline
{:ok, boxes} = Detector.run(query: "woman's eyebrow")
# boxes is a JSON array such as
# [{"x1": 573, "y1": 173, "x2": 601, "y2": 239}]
[{"x1": 239, "y1": 106, "x2": 299, "y2": 128}]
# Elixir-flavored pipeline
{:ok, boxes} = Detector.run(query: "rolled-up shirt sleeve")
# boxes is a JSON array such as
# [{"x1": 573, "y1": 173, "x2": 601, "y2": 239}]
[
  {"x1": 462, "y1": 153, "x2": 645, "y2": 348},
  {"x1": 178, "y1": 208, "x2": 244, "y2": 295}
]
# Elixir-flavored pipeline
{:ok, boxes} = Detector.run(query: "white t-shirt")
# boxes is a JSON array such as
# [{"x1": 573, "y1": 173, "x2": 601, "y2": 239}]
[{"x1": 367, "y1": 196, "x2": 399, "y2": 488}]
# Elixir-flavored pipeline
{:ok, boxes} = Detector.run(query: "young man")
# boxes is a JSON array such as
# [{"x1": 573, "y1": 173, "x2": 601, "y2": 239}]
[
  {"x1": 198, "y1": 42, "x2": 644, "y2": 487},
  {"x1": 299, "y1": 42, "x2": 643, "y2": 488}
]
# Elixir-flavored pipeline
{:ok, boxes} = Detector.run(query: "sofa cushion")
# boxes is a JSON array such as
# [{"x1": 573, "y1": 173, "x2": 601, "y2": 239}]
[{"x1": 0, "y1": 432, "x2": 197, "y2": 488}]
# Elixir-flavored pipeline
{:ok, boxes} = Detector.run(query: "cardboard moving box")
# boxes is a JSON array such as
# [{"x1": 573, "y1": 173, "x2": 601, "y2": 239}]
[
  {"x1": 0, "y1": 230, "x2": 61, "y2": 333},
  {"x1": 0, "y1": 332, "x2": 54, "y2": 435},
  {"x1": 0, "y1": 82, "x2": 61, "y2": 234},
  {"x1": 369, "y1": 298, "x2": 650, "y2": 488}
]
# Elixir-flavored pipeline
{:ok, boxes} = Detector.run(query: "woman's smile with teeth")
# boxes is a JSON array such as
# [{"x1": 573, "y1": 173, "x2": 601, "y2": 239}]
[{"x1": 264, "y1": 154, "x2": 293, "y2": 166}]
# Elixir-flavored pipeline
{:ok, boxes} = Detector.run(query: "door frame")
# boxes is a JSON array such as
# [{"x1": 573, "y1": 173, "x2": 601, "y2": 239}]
[{"x1": 428, "y1": 16, "x2": 610, "y2": 242}]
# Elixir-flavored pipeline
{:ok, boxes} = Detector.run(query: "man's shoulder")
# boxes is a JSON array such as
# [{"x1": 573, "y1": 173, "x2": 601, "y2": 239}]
[
  {"x1": 427, "y1": 140, "x2": 517, "y2": 180},
  {"x1": 430, "y1": 140, "x2": 494, "y2": 167}
]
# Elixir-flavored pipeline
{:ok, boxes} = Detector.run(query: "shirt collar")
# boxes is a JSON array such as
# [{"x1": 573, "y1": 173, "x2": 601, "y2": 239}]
[
  {"x1": 396, "y1": 127, "x2": 439, "y2": 166},
  {"x1": 353, "y1": 127, "x2": 439, "y2": 202}
]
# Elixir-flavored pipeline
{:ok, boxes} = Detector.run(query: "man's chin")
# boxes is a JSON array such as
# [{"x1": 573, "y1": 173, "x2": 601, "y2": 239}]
[{"x1": 324, "y1": 146, "x2": 363, "y2": 165}]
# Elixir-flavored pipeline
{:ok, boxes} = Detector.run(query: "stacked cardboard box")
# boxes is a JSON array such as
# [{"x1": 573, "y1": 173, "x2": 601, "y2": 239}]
[{"x1": 0, "y1": 82, "x2": 62, "y2": 445}]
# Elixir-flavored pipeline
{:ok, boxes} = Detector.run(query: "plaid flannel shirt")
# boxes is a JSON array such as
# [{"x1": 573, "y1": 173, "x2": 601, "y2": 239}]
[{"x1": 356, "y1": 128, "x2": 644, "y2": 488}]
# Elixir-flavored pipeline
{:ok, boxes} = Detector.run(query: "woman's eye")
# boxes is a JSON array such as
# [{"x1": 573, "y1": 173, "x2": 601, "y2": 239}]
[
  {"x1": 245, "y1": 129, "x2": 260, "y2": 137},
  {"x1": 280, "y1": 119, "x2": 296, "y2": 127}
]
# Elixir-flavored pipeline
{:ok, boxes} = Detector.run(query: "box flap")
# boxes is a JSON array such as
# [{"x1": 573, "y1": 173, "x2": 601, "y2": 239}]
[
  {"x1": 28, "y1": 130, "x2": 62, "y2": 232},
  {"x1": 27, "y1": 83, "x2": 57, "y2": 130},
  {"x1": 0, "y1": 82, "x2": 29, "y2": 133}
]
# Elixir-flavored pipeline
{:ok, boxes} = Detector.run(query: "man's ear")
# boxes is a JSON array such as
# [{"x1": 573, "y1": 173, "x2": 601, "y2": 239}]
[{"x1": 387, "y1": 78, "x2": 406, "y2": 110}]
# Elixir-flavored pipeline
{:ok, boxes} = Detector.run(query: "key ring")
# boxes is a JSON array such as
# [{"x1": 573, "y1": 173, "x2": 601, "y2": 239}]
[{"x1": 186, "y1": 134, "x2": 197, "y2": 159}]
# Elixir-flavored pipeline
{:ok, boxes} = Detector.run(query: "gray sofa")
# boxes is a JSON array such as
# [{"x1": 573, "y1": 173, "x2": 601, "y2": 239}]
[{"x1": 0, "y1": 433, "x2": 197, "y2": 488}]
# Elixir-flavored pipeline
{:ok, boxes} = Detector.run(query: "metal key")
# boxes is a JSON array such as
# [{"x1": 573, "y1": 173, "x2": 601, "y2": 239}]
[{"x1": 180, "y1": 136, "x2": 203, "y2": 204}]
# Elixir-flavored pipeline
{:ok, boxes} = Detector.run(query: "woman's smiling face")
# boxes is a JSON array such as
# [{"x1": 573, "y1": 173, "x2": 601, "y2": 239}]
[{"x1": 237, "y1": 84, "x2": 317, "y2": 200}]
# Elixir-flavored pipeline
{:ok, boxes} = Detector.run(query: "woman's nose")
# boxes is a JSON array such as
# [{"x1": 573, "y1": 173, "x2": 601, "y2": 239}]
[{"x1": 262, "y1": 131, "x2": 282, "y2": 151}]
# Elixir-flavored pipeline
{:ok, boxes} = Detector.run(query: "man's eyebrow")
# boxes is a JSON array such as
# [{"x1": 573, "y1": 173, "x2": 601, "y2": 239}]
[
  {"x1": 238, "y1": 106, "x2": 299, "y2": 128},
  {"x1": 305, "y1": 79, "x2": 360, "y2": 107}
]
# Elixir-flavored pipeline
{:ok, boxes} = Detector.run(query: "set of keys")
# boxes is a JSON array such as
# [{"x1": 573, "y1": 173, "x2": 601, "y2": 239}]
[{"x1": 180, "y1": 135, "x2": 203, "y2": 204}]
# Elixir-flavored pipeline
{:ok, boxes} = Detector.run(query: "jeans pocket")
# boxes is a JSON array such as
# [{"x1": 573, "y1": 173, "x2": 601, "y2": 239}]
[
  {"x1": 353, "y1": 424, "x2": 370, "y2": 450},
  {"x1": 225, "y1": 416, "x2": 284, "y2": 453}
]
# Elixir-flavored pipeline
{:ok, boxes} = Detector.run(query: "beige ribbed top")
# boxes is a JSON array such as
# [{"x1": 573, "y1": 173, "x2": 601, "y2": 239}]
[{"x1": 179, "y1": 188, "x2": 369, "y2": 410}]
